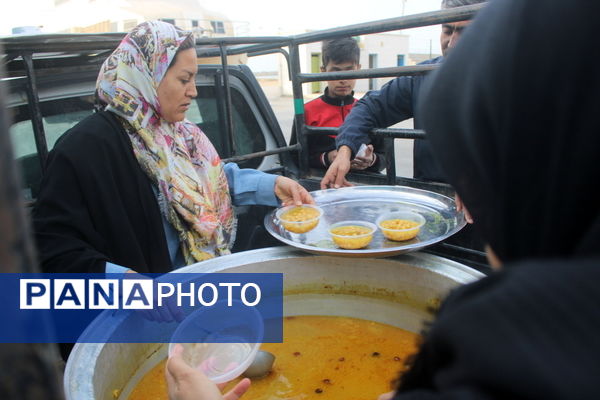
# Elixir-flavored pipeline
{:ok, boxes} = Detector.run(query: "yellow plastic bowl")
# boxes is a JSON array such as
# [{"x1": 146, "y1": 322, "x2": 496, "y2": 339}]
[
  {"x1": 376, "y1": 211, "x2": 425, "y2": 242},
  {"x1": 276, "y1": 205, "x2": 323, "y2": 234},
  {"x1": 329, "y1": 220, "x2": 377, "y2": 249}
]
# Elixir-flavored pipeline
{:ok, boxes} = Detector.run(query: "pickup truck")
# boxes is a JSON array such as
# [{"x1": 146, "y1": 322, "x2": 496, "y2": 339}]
[
  {"x1": 0, "y1": 4, "x2": 488, "y2": 272},
  {"x1": 0, "y1": 8, "x2": 493, "y2": 399}
]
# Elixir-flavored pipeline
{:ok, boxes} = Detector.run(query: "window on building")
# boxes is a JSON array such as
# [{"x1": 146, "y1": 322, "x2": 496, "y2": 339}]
[
  {"x1": 10, "y1": 96, "x2": 96, "y2": 200},
  {"x1": 369, "y1": 54, "x2": 379, "y2": 90},
  {"x1": 191, "y1": 20, "x2": 199, "y2": 28},
  {"x1": 160, "y1": 18, "x2": 176, "y2": 26},
  {"x1": 311, "y1": 53, "x2": 321, "y2": 93},
  {"x1": 123, "y1": 19, "x2": 138, "y2": 31},
  {"x1": 397, "y1": 55, "x2": 405, "y2": 66},
  {"x1": 210, "y1": 21, "x2": 225, "y2": 34}
]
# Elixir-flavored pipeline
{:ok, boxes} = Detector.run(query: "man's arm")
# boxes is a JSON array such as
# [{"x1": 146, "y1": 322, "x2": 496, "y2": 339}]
[
  {"x1": 321, "y1": 76, "x2": 415, "y2": 188},
  {"x1": 336, "y1": 76, "x2": 415, "y2": 155}
]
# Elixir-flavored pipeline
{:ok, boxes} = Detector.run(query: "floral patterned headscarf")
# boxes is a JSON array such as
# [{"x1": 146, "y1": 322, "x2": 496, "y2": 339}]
[{"x1": 96, "y1": 21, "x2": 235, "y2": 263}]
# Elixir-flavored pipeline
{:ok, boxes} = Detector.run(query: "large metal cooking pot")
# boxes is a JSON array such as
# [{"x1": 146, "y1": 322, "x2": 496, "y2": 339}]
[{"x1": 64, "y1": 247, "x2": 484, "y2": 400}]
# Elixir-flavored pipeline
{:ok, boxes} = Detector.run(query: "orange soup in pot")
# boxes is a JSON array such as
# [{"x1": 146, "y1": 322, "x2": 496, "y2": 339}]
[{"x1": 128, "y1": 315, "x2": 420, "y2": 400}]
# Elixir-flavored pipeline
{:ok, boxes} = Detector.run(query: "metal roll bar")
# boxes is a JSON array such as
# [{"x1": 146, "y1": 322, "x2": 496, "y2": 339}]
[{"x1": 0, "y1": 3, "x2": 486, "y2": 181}]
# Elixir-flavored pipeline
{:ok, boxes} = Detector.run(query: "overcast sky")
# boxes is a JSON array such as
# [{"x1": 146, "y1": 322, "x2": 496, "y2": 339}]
[
  {"x1": 214, "y1": 0, "x2": 444, "y2": 53},
  {"x1": 201, "y1": 0, "x2": 443, "y2": 30},
  {"x1": 1, "y1": 0, "x2": 444, "y2": 52}
]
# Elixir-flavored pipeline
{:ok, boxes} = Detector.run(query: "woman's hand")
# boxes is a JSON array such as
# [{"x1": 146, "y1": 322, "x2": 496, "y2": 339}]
[
  {"x1": 455, "y1": 194, "x2": 473, "y2": 224},
  {"x1": 378, "y1": 391, "x2": 395, "y2": 400},
  {"x1": 274, "y1": 176, "x2": 315, "y2": 206},
  {"x1": 166, "y1": 345, "x2": 251, "y2": 400}
]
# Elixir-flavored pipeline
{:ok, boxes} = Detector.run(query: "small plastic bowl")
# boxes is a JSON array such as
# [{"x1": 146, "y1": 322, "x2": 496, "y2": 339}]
[
  {"x1": 328, "y1": 220, "x2": 377, "y2": 249},
  {"x1": 376, "y1": 211, "x2": 425, "y2": 242},
  {"x1": 276, "y1": 204, "x2": 323, "y2": 234},
  {"x1": 168, "y1": 301, "x2": 263, "y2": 384}
]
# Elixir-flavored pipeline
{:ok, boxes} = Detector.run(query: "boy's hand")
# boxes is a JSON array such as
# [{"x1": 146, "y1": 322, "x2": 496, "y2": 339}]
[
  {"x1": 350, "y1": 144, "x2": 375, "y2": 170},
  {"x1": 321, "y1": 146, "x2": 353, "y2": 189},
  {"x1": 326, "y1": 149, "x2": 338, "y2": 164}
]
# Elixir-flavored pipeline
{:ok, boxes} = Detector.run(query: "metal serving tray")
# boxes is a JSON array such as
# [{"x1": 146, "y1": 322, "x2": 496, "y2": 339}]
[{"x1": 264, "y1": 186, "x2": 466, "y2": 257}]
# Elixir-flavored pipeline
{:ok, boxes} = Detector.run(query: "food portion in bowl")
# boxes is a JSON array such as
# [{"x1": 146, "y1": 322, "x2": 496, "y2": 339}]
[
  {"x1": 277, "y1": 205, "x2": 323, "y2": 234},
  {"x1": 377, "y1": 211, "x2": 426, "y2": 242},
  {"x1": 329, "y1": 220, "x2": 377, "y2": 249}
]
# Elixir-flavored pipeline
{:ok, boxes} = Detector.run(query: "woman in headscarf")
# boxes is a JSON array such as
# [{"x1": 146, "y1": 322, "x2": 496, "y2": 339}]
[
  {"x1": 166, "y1": 0, "x2": 600, "y2": 399},
  {"x1": 32, "y1": 21, "x2": 313, "y2": 275}
]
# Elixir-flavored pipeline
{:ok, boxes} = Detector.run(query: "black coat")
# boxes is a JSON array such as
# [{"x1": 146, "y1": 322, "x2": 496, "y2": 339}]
[
  {"x1": 394, "y1": 0, "x2": 600, "y2": 398},
  {"x1": 32, "y1": 111, "x2": 172, "y2": 274},
  {"x1": 394, "y1": 259, "x2": 600, "y2": 399}
]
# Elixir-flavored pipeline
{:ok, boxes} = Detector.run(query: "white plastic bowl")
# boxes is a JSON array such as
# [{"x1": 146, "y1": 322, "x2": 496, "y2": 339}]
[
  {"x1": 376, "y1": 210, "x2": 426, "y2": 242},
  {"x1": 328, "y1": 220, "x2": 377, "y2": 249},
  {"x1": 276, "y1": 204, "x2": 323, "y2": 234},
  {"x1": 168, "y1": 301, "x2": 263, "y2": 384}
]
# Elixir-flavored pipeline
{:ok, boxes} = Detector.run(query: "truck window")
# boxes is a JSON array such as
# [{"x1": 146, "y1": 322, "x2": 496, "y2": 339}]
[
  {"x1": 10, "y1": 82, "x2": 268, "y2": 201},
  {"x1": 10, "y1": 96, "x2": 95, "y2": 200},
  {"x1": 186, "y1": 86, "x2": 265, "y2": 169}
]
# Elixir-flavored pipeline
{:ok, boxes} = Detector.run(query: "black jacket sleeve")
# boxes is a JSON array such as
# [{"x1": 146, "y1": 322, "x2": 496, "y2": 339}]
[
  {"x1": 336, "y1": 77, "x2": 415, "y2": 156},
  {"x1": 33, "y1": 144, "x2": 110, "y2": 273},
  {"x1": 32, "y1": 112, "x2": 172, "y2": 274},
  {"x1": 393, "y1": 259, "x2": 600, "y2": 399}
]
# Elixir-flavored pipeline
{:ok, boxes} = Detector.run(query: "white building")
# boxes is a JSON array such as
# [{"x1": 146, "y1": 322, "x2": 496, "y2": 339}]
[
  {"x1": 46, "y1": 0, "x2": 238, "y2": 36},
  {"x1": 40, "y1": 1, "x2": 426, "y2": 100},
  {"x1": 278, "y1": 32, "x2": 411, "y2": 98}
]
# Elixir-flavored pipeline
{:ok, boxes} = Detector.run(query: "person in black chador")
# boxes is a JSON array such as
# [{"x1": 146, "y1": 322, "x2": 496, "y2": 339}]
[
  {"x1": 291, "y1": 37, "x2": 385, "y2": 171},
  {"x1": 384, "y1": 0, "x2": 600, "y2": 399}
]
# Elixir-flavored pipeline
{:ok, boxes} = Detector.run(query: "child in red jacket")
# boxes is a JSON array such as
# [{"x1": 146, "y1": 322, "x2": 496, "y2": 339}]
[{"x1": 293, "y1": 37, "x2": 385, "y2": 171}]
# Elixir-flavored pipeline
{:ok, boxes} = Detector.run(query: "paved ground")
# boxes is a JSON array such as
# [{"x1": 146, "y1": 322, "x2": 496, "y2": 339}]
[{"x1": 267, "y1": 93, "x2": 414, "y2": 178}]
